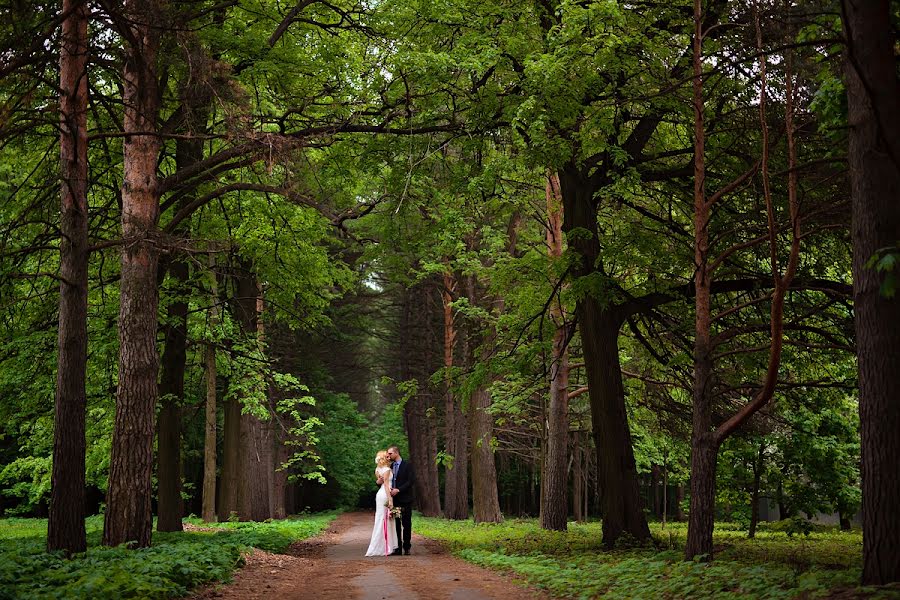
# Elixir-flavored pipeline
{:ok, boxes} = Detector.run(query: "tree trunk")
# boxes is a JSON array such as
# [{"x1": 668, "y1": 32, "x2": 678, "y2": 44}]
[
  {"x1": 676, "y1": 485, "x2": 686, "y2": 522},
  {"x1": 839, "y1": 512, "x2": 852, "y2": 532},
  {"x1": 540, "y1": 173, "x2": 569, "y2": 531},
  {"x1": 48, "y1": 0, "x2": 89, "y2": 555},
  {"x1": 573, "y1": 431, "x2": 584, "y2": 523},
  {"x1": 103, "y1": 0, "x2": 162, "y2": 548},
  {"x1": 403, "y1": 282, "x2": 441, "y2": 517},
  {"x1": 650, "y1": 465, "x2": 662, "y2": 518},
  {"x1": 201, "y1": 258, "x2": 218, "y2": 522},
  {"x1": 202, "y1": 340, "x2": 217, "y2": 522},
  {"x1": 272, "y1": 425, "x2": 290, "y2": 519},
  {"x1": 232, "y1": 268, "x2": 271, "y2": 521},
  {"x1": 843, "y1": 0, "x2": 900, "y2": 584},
  {"x1": 558, "y1": 165, "x2": 650, "y2": 547},
  {"x1": 464, "y1": 272, "x2": 502, "y2": 524},
  {"x1": 470, "y1": 385, "x2": 502, "y2": 523},
  {"x1": 218, "y1": 390, "x2": 241, "y2": 522},
  {"x1": 441, "y1": 274, "x2": 469, "y2": 520},
  {"x1": 156, "y1": 158, "x2": 195, "y2": 532},
  {"x1": 685, "y1": 436, "x2": 718, "y2": 559}
]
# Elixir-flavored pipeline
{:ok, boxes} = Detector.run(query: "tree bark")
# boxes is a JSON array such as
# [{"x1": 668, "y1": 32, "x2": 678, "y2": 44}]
[
  {"x1": 842, "y1": 0, "x2": 900, "y2": 584},
  {"x1": 402, "y1": 282, "x2": 442, "y2": 517},
  {"x1": 441, "y1": 274, "x2": 469, "y2": 519},
  {"x1": 686, "y1": 6, "x2": 801, "y2": 559},
  {"x1": 272, "y1": 424, "x2": 290, "y2": 519},
  {"x1": 540, "y1": 173, "x2": 569, "y2": 531},
  {"x1": 48, "y1": 0, "x2": 89, "y2": 556},
  {"x1": 103, "y1": 0, "x2": 162, "y2": 548},
  {"x1": 464, "y1": 272, "x2": 502, "y2": 524},
  {"x1": 156, "y1": 133, "x2": 201, "y2": 532},
  {"x1": 573, "y1": 431, "x2": 584, "y2": 523},
  {"x1": 202, "y1": 340, "x2": 218, "y2": 522},
  {"x1": 232, "y1": 268, "x2": 271, "y2": 521},
  {"x1": 558, "y1": 166, "x2": 651, "y2": 547},
  {"x1": 470, "y1": 385, "x2": 502, "y2": 523},
  {"x1": 202, "y1": 258, "x2": 218, "y2": 522},
  {"x1": 218, "y1": 389, "x2": 241, "y2": 521}
]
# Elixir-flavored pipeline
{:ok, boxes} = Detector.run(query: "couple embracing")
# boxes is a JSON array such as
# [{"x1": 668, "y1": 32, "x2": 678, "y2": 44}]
[{"x1": 365, "y1": 445, "x2": 415, "y2": 557}]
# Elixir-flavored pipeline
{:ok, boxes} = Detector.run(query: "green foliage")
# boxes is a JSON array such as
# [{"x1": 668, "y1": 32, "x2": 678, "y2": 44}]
[
  {"x1": 314, "y1": 393, "x2": 406, "y2": 508},
  {"x1": 415, "y1": 516, "x2": 883, "y2": 599},
  {"x1": 0, "y1": 513, "x2": 336, "y2": 599}
]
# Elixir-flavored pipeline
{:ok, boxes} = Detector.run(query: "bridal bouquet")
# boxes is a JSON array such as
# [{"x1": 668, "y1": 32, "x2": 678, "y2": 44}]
[{"x1": 387, "y1": 505, "x2": 402, "y2": 519}]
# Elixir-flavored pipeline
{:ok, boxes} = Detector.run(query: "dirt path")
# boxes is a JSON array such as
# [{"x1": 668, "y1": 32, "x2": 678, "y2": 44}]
[{"x1": 191, "y1": 512, "x2": 553, "y2": 600}]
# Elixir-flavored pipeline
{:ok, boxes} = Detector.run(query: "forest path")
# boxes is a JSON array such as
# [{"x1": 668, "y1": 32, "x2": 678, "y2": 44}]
[{"x1": 191, "y1": 511, "x2": 553, "y2": 600}]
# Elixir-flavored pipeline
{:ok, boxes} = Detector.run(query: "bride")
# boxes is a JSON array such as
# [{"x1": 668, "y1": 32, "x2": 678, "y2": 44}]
[{"x1": 365, "y1": 450, "x2": 399, "y2": 557}]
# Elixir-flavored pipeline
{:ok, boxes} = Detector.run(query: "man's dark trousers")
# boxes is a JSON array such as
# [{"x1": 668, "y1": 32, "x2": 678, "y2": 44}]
[{"x1": 392, "y1": 459, "x2": 415, "y2": 553}]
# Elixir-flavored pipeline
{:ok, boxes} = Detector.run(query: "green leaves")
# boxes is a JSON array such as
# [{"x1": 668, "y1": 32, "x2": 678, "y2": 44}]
[{"x1": 865, "y1": 245, "x2": 900, "y2": 299}]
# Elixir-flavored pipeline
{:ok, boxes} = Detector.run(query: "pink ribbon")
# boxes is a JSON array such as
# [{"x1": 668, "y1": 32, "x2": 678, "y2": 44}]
[{"x1": 383, "y1": 511, "x2": 389, "y2": 555}]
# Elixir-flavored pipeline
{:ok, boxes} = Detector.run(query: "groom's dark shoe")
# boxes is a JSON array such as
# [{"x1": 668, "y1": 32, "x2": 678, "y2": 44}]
[
  {"x1": 390, "y1": 549, "x2": 403, "y2": 556},
  {"x1": 403, "y1": 548, "x2": 411, "y2": 555}
]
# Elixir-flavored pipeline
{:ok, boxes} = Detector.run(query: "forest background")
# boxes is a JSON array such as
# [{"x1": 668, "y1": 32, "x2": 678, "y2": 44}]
[{"x1": 0, "y1": 0, "x2": 898, "y2": 595}]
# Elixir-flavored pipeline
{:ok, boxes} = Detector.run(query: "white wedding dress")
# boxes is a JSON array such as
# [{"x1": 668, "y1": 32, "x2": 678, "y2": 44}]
[{"x1": 365, "y1": 466, "x2": 399, "y2": 556}]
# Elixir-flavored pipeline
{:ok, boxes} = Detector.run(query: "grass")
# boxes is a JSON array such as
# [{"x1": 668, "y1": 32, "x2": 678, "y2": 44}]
[
  {"x1": 0, "y1": 512, "x2": 337, "y2": 600},
  {"x1": 415, "y1": 516, "x2": 900, "y2": 599}
]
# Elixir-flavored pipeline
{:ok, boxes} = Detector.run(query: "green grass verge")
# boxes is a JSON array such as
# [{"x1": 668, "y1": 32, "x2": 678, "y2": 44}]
[
  {"x1": 0, "y1": 512, "x2": 337, "y2": 600},
  {"x1": 415, "y1": 517, "x2": 900, "y2": 599}
]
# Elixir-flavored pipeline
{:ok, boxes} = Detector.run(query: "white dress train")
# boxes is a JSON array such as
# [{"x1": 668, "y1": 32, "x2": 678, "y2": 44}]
[{"x1": 365, "y1": 466, "x2": 399, "y2": 556}]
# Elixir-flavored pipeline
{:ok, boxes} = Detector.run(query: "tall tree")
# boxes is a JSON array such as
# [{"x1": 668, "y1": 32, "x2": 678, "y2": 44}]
[
  {"x1": 201, "y1": 256, "x2": 218, "y2": 522},
  {"x1": 540, "y1": 173, "x2": 570, "y2": 531},
  {"x1": 685, "y1": 1, "x2": 801, "y2": 560},
  {"x1": 842, "y1": 0, "x2": 900, "y2": 585},
  {"x1": 102, "y1": 0, "x2": 163, "y2": 549},
  {"x1": 440, "y1": 274, "x2": 469, "y2": 519},
  {"x1": 48, "y1": 0, "x2": 89, "y2": 555}
]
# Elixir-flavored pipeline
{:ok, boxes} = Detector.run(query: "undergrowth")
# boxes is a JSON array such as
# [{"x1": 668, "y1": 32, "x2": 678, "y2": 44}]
[
  {"x1": 416, "y1": 516, "x2": 898, "y2": 599},
  {"x1": 0, "y1": 512, "x2": 336, "y2": 600}
]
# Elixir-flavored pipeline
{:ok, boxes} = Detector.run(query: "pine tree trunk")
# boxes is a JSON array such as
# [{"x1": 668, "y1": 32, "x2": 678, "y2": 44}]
[
  {"x1": 651, "y1": 465, "x2": 662, "y2": 518},
  {"x1": 685, "y1": 0, "x2": 715, "y2": 560},
  {"x1": 441, "y1": 275, "x2": 469, "y2": 520},
  {"x1": 540, "y1": 173, "x2": 569, "y2": 531},
  {"x1": 156, "y1": 237, "x2": 190, "y2": 532},
  {"x1": 573, "y1": 432, "x2": 584, "y2": 523},
  {"x1": 48, "y1": 0, "x2": 89, "y2": 555},
  {"x1": 470, "y1": 385, "x2": 502, "y2": 523},
  {"x1": 464, "y1": 273, "x2": 502, "y2": 524},
  {"x1": 272, "y1": 426, "x2": 290, "y2": 519},
  {"x1": 233, "y1": 268, "x2": 271, "y2": 521},
  {"x1": 404, "y1": 282, "x2": 441, "y2": 517},
  {"x1": 103, "y1": 0, "x2": 162, "y2": 548},
  {"x1": 218, "y1": 392, "x2": 241, "y2": 521},
  {"x1": 843, "y1": 0, "x2": 900, "y2": 584},
  {"x1": 201, "y1": 257, "x2": 218, "y2": 522},
  {"x1": 685, "y1": 436, "x2": 718, "y2": 559},
  {"x1": 202, "y1": 340, "x2": 217, "y2": 522}
]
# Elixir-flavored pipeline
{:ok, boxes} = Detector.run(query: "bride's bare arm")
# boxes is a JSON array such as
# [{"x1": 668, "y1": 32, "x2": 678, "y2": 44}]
[{"x1": 383, "y1": 472, "x2": 394, "y2": 507}]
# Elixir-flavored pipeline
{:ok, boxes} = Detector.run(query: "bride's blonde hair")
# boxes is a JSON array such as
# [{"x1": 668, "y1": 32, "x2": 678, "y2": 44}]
[{"x1": 375, "y1": 450, "x2": 389, "y2": 467}]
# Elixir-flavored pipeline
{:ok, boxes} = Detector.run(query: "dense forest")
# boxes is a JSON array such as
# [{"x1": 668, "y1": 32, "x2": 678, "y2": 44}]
[{"x1": 0, "y1": 0, "x2": 898, "y2": 594}]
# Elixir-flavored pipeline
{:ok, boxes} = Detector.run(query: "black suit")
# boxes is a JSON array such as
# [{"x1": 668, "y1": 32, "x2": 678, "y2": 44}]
[{"x1": 391, "y1": 459, "x2": 415, "y2": 552}]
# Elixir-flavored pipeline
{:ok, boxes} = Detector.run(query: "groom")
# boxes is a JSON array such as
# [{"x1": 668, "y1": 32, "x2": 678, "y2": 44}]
[{"x1": 385, "y1": 445, "x2": 414, "y2": 555}]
